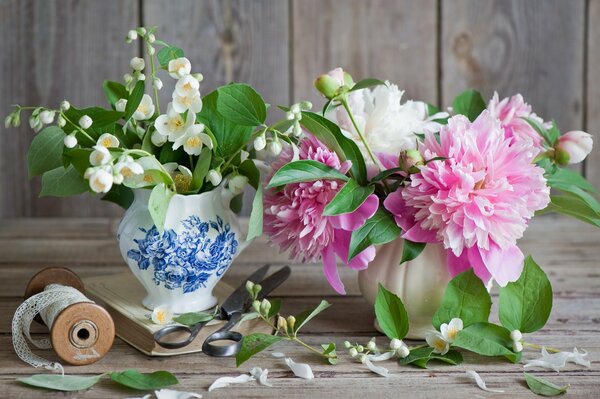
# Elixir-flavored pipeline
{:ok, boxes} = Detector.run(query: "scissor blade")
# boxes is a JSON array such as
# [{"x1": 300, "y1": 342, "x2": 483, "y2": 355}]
[
  {"x1": 256, "y1": 265, "x2": 291, "y2": 301},
  {"x1": 219, "y1": 264, "x2": 271, "y2": 315}
]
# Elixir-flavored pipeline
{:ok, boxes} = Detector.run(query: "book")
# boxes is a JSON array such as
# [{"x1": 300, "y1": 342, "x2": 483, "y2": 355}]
[{"x1": 83, "y1": 272, "x2": 272, "y2": 356}]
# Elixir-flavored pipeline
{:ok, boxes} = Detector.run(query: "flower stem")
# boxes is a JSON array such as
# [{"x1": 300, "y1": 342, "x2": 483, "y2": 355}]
[
  {"x1": 290, "y1": 336, "x2": 334, "y2": 359},
  {"x1": 523, "y1": 342, "x2": 562, "y2": 353},
  {"x1": 147, "y1": 43, "x2": 161, "y2": 115},
  {"x1": 59, "y1": 112, "x2": 95, "y2": 143},
  {"x1": 340, "y1": 99, "x2": 382, "y2": 170}
]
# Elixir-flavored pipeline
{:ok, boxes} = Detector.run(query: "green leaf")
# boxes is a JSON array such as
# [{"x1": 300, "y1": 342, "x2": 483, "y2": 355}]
[
  {"x1": 525, "y1": 117, "x2": 555, "y2": 146},
  {"x1": 124, "y1": 80, "x2": 145, "y2": 122},
  {"x1": 499, "y1": 256, "x2": 552, "y2": 333},
  {"x1": 374, "y1": 284, "x2": 409, "y2": 339},
  {"x1": 110, "y1": 370, "x2": 178, "y2": 390},
  {"x1": 399, "y1": 347, "x2": 463, "y2": 368},
  {"x1": 40, "y1": 165, "x2": 88, "y2": 197},
  {"x1": 452, "y1": 89, "x2": 486, "y2": 121},
  {"x1": 432, "y1": 269, "x2": 492, "y2": 329},
  {"x1": 300, "y1": 111, "x2": 368, "y2": 185},
  {"x1": 293, "y1": 300, "x2": 331, "y2": 334},
  {"x1": 267, "y1": 160, "x2": 349, "y2": 188},
  {"x1": 267, "y1": 298, "x2": 282, "y2": 318},
  {"x1": 238, "y1": 159, "x2": 261, "y2": 189},
  {"x1": 453, "y1": 322, "x2": 520, "y2": 363},
  {"x1": 216, "y1": 83, "x2": 267, "y2": 126},
  {"x1": 524, "y1": 373, "x2": 569, "y2": 396},
  {"x1": 546, "y1": 166, "x2": 598, "y2": 194},
  {"x1": 102, "y1": 80, "x2": 128, "y2": 108},
  {"x1": 18, "y1": 374, "x2": 102, "y2": 392},
  {"x1": 321, "y1": 343, "x2": 338, "y2": 365},
  {"x1": 190, "y1": 147, "x2": 212, "y2": 192},
  {"x1": 371, "y1": 167, "x2": 405, "y2": 183},
  {"x1": 247, "y1": 184, "x2": 263, "y2": 241},
  {"x1": 27, "y1": 126, "x2": 66, "y2": 178},
  {"x1": 236, "y1": 333, "x2": 284, "y2": 367},
  {"x1": 173, "y1": 311, "x2": 215, "y2": 326},
  {"x1": 102, "y1": 184, "x2": 134, "y2": 209},
  {"x1": 348, "y1": 209, "x2": 401, "y2": 261},
  {"x1": 547, "y1": 121, "x2": 562, "y2": 145},
  {"x1": 148, "y1": 183, "x2": 175, "y2": 233},
  {"x1": 350, "y1": 78, "x2": 387, "y2": 91},
  {"x1": 322, "y1": 178, "x2": 374, "y2": 216},
  {"x1": 400, "y1": 240, "x2": 426, "y2": 265},
  {"x1": 543, "y1": 195, "x2": 600, "y2": 228},
  {"x1": 157, "y1": 46, "x2": 184, "y2": 69}
]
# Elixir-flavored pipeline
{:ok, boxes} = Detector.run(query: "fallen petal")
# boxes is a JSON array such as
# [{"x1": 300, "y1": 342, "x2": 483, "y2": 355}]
[
  {"x1": 250, "y1": 367, "x2": 273, "y2": 387},
  {"x1": 364, "y1": 357, "x2": 389, "y2": 377},
  {"x1": 284, "y1": 357, "x2": 314, "y2": 380},
  {"x1": 155, "y1": 389, "x2": 202, "y2": 399},
  {"x1": 466, "y1": 370, "x2": 505, "y2": 393},
  {"x1": 568, "y1": 348, "x2": 591, "y2": 368},
  {"x1": 126, "y1": 395, "x2": 151, "y2": 399},
  {"x1": 524, "y1": 347, "x2": 572, "y2": 373},
  {"x1": 208, "y1": 374, "x2": 255, "y2": 391},
  {"x1": 368, "y1": 352, "x2": 395, "y2": 362},
  {"x1": 271, "y1": 352, "x2": 286, "y2": 358}
]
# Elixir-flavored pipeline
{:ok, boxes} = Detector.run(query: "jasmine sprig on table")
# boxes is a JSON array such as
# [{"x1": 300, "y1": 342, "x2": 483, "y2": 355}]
[{"x1": 235, "y1": 281, "x2": 337, "y2": 366}]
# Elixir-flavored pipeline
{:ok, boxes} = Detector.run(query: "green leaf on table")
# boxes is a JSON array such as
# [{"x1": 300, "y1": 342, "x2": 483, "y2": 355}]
[
  {"x1": 546, "y1": 166, "x2": 598, "y2": 194},
  {"x1": 293, "y1": 300, "x2": 331, "y2": 334},
  {"x1": 374, "y1": 284, "x2": 409, "y2": 339},
  {"x1": 321, "y1": 343, "x2": 338, "y2": 365},
  {"x1": 524, "y1": 373, "x2": 569, "y2": 396},
  {"x1": 247, "y1": 183, "x2": 263, "y2": 241},
  {"x1": 190, "y1": 147, "x2": 212, "y2": 192},
  {"x1": 124, "y1": 80, "x2": 145, "y2": 122},
  {"x1": 322, "y1": 178, "x2": 374, "y2": 216},
  {"x1": 102, "y1": 80, "x2": 128, "y2": 108},
  {"x1": 350, "y1": 78, "x2": 387, "y2": 91},
  {"x1": 216, "y1": 83, "x2": 267, "y2": 127},
  {"x1": 173, "y1": 311, "x2": 215, "y2": 326},
  {"x1": 499, "y1": 256, "x2": 552, "y2": 333},
  {"x1": 453, "y1": 322, "x2": 520, "y2": 363},
  {"x1": 400, "y1": 240, "x2": 426, "y2": 265},
  {"x1": 399, "y1": 347, "x2": 463, "y2": 368},
  {"x1": 267, "y1": 160, "x2": 349, "y2": 188},
  {"x1": 300, "y1": 111, "x2": 367, "y2": 185},
  {"x1": 157, "y1": 46, "x2": 184, "y2": 69},
  {"x1": 17, "y1": 374, "x2": 102, "y2": 391},
  {"x1": 110, "y1": 369, "x2": 178, "y2": 390},
  {"x1": 102, "y1": 184, "x2": 134, "y2": 209},
  {"x1": 452, "y1": 89, "x2": 486, "y2": 121},
  {"x1": 40, "y1": 165, "x2": 88, "y2": 197},
  {"x1": 148, "y1": 183, "x2": 175, "y2": 233},
  {"x1": 348, "y1": 208, "x2": 401, "y2": 261},
  {"x1": 432, "y1": 269, "x2": 491, "y2": 329},
  {"x1": 236, "y1": 333, "x2": 284, "y2": 367},
  {"x1": 27, "y1": 126, "x2": 66, "y2": 178}
]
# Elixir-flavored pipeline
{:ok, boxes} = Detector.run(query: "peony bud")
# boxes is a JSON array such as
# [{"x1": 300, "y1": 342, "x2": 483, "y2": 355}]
[
  {"x1": 268, "y1": 140, "x2": 282, "y2": 156},
  {"x1": 314, "y1": 74, "x2": 342, "y2": 99},
  {"x1": 78, "y1": 115, "x2": 93, "y2": 129},
  {"x1": 399, "y1": 149, "x2": 424, "y2": 174},
  {"x1": 63, "y1": 133, "x2": 78, "y2": 148},
  {"x1": 115, "y1": 99, "x2": 128, "y2": 112},
  {"x1": 555, "y1": 130, "x2": 593, "y2": 165},
  {"x1": 39, "y1": 110, "x2": 55, "y2": 124},
  {"x1": 206, "y1": 169, "x2": 222, "y2": 186},
  {"x1": 228, "y1": 174, "x2": 248, "y2": 195},
  {"x1": 253, "y1": 134, "x2": 267, "y2": 151},
  {"x1": 130, "y1": 57, "x2": 145, "y2": 71}
]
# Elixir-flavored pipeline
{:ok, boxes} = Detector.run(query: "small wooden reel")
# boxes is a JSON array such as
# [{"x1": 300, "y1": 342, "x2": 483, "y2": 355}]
[{"x1": 24, "y1": 267, "x2": 115, "y2": 366}]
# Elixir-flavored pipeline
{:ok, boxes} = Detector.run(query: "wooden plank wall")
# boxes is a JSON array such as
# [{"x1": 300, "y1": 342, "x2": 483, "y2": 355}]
[{"x1": 0, "y1": 0, "x2": 597, "y2": 218}]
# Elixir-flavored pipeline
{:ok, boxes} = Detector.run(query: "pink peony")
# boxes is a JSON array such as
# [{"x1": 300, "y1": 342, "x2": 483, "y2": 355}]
[
  {"x1": 385, "y1": 111, "x2": 550, "y2": 286},
  {"x1": 264, "y1": 134, "x2": 378, "y2": 294},
  {"x1": 487, "y1": 92, "x2": 548, "y2": 155}
]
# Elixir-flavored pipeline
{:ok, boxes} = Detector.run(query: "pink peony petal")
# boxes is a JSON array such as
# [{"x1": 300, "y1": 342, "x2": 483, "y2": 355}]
[
  {"x1": 321, "y1": 246, "x2": 346, "y2": 294},
  {"x1": 402, "y1": 224, "x2": 439, "y2": 243},
  {"x1": 446, "y1": 249, "x2": 471, "y2": 277},
  {"x1": 466, "y1": 247, "x2": 493, "y2": 284},
  {"x1": 479, "y1": 243, "x2": 524, "y2": 287},
  {"x1": 332, "y1": 229, "x2": 375, "y2": 270},
  {"x1": 330, "y1": 194, "x2": 378, "y2": 231}
]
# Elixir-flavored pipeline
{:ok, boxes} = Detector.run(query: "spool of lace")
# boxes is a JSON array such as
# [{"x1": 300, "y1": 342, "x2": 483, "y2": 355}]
[{"x1": 12, "y1": 267, "x2": 115, "y2": 372}]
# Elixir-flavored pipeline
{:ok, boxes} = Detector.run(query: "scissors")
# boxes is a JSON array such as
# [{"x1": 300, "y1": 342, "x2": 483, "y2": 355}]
[{"x1": 153, "y1": 264, "x2": 291, "y2": 356}]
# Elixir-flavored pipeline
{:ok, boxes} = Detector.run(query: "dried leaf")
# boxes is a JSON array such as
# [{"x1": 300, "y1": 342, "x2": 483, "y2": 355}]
[
  {"x1": 284, "y1": 358, "x2": 314, "y2": 380},
  {"x1": 208, "y1": 374, "x2": 254, "y2": 392},
  {"x1": 465, "y1": 370, "x2": 505, "y2": 393}
]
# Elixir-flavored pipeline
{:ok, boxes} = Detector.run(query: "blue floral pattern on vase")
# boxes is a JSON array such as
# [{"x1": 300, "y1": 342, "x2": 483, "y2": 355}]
[{"x1": 127, "y1": 215, "x2": 238, "y2": 293}]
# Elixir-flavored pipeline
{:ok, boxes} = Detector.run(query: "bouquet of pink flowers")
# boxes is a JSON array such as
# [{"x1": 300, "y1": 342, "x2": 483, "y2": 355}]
[{"x1": 263, "y1": 67, "x2": 597, "y2": 294}]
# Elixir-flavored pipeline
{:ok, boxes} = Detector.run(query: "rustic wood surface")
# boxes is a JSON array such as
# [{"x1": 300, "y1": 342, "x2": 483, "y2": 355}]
[{"x1": 0, "y1": 215, "x2": 598, "y2": 398}]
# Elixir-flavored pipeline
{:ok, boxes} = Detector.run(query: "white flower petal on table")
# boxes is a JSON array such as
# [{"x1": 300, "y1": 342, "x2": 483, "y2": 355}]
[
  {"x1": 270, "y1": 352, "x2": 286, "y2": 358},
  {"x1": 465, "y1": 370, "x2": 505, "y2": 393},
  {"x1": 524, "y1": 347, "x2": 591, "y2": 372},
  {"x1": 284, "y1": 357, "x2": 314, "y2": 380},
  {"x1": 155, "y1": 389, "x2": 202, "y2": 399},
  {"x1": 250, "y1": 367, "x2": 273, "y2": 387},
  {"x1": 368, "y1": 351, "x2": 395, "y2": 362},
  {"x1": 364, "y1": 357, "x2": 389, "y2": 377},
  {"x1": 126, "y1": 395, "x2": 151, "y2": 399},
  {"x1": 208, "y1": 374, "x2": 255, "y2": 392}
]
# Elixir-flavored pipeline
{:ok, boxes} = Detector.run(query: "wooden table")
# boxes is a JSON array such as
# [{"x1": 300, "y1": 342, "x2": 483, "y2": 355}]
[{"x1": 1, "y1": 216, "x2": 599, "y2": 398}]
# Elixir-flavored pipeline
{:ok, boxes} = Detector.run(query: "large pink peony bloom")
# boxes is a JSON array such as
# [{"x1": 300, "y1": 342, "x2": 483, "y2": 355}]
[
  {"x1": 264, "y1": 134, "x2": 378, "y2": 294},
  {"x1": 384, "y1": 111, "x2": 550, "y2": 286},
  {"x1": 487, "y1": 92, "x2": 548, "y2": 155}
]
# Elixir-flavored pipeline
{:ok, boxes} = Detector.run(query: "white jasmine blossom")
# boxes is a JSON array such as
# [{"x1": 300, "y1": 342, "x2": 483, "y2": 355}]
[
  {"x1": 151, "y1": 130, "x2": 168, "y2": 147},
  {"x1": 155, "y1": 103, "x2": 195, "y2": 142},
  {"x1": 208, "y1": 374, "x2": 254, "y2": 392},
  {"x1": 63, "y1": 133, "x2": 77, "y2": 148},
  {"x1": 172, "y1": 124, "x2": 211, "y2": 155},
  {"x1": 168, "y1": 57, "x2": 192, "y2": 79},
  {"x1": 153, "y1": 77, "x2": 163, "y2": 90},
  {"x1": 78, "y1": 115, "x2": 93, "y2": 129},
  {"x1": 207, "y1": 169, "x2": 222, "y2": 186},
  {"x1": 130, "y1": 57, "x2": 145, "y2": 71},
  {"x1": 57, "y1": 115, "x2": 66, "y2": 127},
  {"x1": 440, "y1": 318, "x2": 463, "y2": 343},
  {"x1": 175, "y1": 75, "x2": 200, "y2": 97},
  {"x1": 524, "y1": 347, "x2": 591, "y2": 372},
  {"x1": 254, "y1": 134, "x2": 266, "y2": 151},
  {"x1": 97, "y1": 133, "x2": 120, "y2": 148},
  {"x1": 284, "y1": 357, "x2": 314, "y2": 380},
  {"x1": 172, "y1": 90, "x2": 202, "y2": 114},
  {"x1": 426, "y1": 331, "x2": 450, "y2": 355},
  {"x1": 249, "y1": 367, "x2": 272, "y2": 387},
  {"x1": 228, "y1": 175, "x2": 248, "y2": 195},
  {"x1": 114, "y1": 156, "x2": 144, "y2": 183},
  {"x1": 465, "y1": 370, "x2": 505, "y2": 393},
  {"x1": 89, "y1": 145, "x2": 112, "y2": 166},
  {"x1": 39, "y1": 110, "x2": 55, "y2": 124},
  {"x1": 151, "y1": 305, "x2": 173, "y2": 325},
  {"x1": 88, "y1": 168, "x2": 113, "y2": 193},
  {"x1": 60, "y1": 100, "x2": 70, "y2": 111},
  {"x1": 115, "y1": 98, "x2": 128, "y2": 112},
  {"x1": 133, "y1": 94, "x2": 155, "y2": 121}
]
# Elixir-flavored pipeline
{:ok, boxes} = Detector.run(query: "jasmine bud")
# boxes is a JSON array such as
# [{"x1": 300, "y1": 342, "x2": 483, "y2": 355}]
[
  {"x1": 349, "y1": 348, "x2": 358, "y2": 357},
  {"x1": 260, "y1": 299, "x2": 271, "y2": 315},
  {"x1": 366, "y1": 340, "x2": 377, "y2": 351},
  {"x1": 286, "y1": 315, "x2": 296, "y2": 331},
  {"x1": 277, "y1": 316, "x2": 288, "y2": 332},
  {"x1": 252, "y1": 300, "x2": 261, "y2": 313},
  {"x1": 60, "y1": 100, "x2": 71, "y2": 111},
  {"x1": 343, "y1": 341, "x2": 352, "y2": 349},
  {"x1": 396, "y1": 345, "x2": 410, "y2": 358},
  {"x1": 245, "y1": 280, "x2": 255, "y2": 295}
]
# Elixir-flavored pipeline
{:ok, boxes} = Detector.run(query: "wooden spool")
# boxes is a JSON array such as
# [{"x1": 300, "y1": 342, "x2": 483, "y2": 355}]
[{"x1": 24, "y1": 267, "x2": 115, "y2": 366}]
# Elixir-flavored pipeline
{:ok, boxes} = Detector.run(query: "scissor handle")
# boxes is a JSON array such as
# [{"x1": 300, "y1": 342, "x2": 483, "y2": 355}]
[
  {"x1": 202, "y1": 312, "x2": 243, "y2": 357},
  {"x1": 154, "y1": 321, "x2": 206, "y2": 349}
]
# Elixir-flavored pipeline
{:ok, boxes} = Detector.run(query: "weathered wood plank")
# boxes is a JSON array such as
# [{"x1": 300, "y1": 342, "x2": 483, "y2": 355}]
[
  {"x1": 0, "y1": 0, "x2": 138, "y2": 218},
  {"x1": 586, "y1": 0, "x2": 600, "y2": 187},
  {"x1": 441, "y1": 0, "x2": 585, "y2": 171},
  {"x1": 292, "y1": 0, "x2": 438, "y2": 107}
]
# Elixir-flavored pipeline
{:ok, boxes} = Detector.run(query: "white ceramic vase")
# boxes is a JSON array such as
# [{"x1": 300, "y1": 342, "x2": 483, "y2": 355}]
[
  {"x1": 117, "y1": 186, "x2": 250, "y2": 314},
  {"x1": 358, "y1": 239, "x2": 451, "y2": 339}
]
